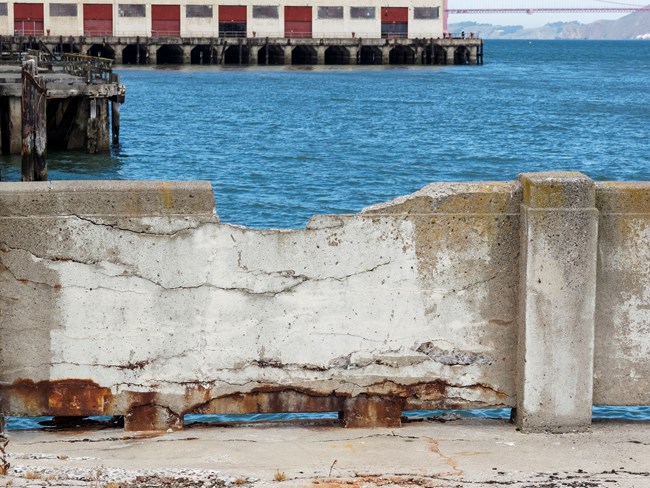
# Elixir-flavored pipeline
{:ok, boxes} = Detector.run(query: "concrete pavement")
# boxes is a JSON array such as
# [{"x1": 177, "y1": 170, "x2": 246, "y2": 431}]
[{"x1": 1, "y1": 418, "x2": 649, "y2": 487}]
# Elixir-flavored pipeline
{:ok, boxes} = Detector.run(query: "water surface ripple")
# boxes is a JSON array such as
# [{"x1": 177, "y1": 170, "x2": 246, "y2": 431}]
[{"x1": 2, "y1": 40, "x2": 649, "y2": 228}]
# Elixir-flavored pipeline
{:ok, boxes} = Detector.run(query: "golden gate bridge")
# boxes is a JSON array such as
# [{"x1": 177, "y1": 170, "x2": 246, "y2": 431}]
[{"x1": 443, "y1": 1, "x2": 650, "y2": 31}]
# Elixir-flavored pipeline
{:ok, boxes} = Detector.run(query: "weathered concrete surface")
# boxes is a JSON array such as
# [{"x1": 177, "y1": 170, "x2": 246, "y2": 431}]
[
  {"x1": 516, "y1": 172, "x2": 599, "y2": 433},
  {"x1": 594, "y1": 182, "x2": 650, "y2": 406},
  {"x1": 2, "y1": 420, "x2": 649, "y2": 487},
  {"x1": 0, "y1": 179, "x2": 519, "y2": 429},
  {"x1": 1, "y1": 174, "x2": 649, "y2": 433}
]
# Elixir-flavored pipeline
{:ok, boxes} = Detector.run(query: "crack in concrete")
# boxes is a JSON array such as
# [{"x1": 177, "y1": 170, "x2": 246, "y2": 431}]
[
  {"x1": 2, "y1": 242, "x2": 395, "y2": 297},
  {"x1": 73, "y1": 215, "x2": 201, "y2": 237}
]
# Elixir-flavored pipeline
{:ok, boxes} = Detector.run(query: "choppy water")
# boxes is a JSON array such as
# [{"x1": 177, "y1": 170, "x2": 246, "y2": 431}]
[
  {"x1": 1, "y1": 40, "x2": 649, "y2": 427},
  {"x1": 2, "y1": 40, "x2": 649, "y2": 228}
]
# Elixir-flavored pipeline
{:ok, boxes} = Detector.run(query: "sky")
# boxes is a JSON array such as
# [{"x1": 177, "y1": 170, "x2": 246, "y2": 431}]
[{"x1": 447, "y1": 0, "x2": 642, "y2": 27}]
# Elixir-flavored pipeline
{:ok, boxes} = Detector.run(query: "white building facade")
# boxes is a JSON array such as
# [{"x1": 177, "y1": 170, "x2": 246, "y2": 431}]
[{"x1": 1, "y1": 0, "x2": 445, "y2": 39}]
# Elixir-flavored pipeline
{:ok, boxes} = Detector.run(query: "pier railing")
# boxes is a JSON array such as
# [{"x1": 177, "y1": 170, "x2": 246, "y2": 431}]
[{"x1": 57, "y1": 53, "x2": 113, "y2": 82}]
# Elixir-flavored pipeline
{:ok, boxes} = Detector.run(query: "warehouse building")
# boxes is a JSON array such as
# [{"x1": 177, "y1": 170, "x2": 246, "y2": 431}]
[{"x1": 0, "y1": 0, "x2": 483, "y2": 65}]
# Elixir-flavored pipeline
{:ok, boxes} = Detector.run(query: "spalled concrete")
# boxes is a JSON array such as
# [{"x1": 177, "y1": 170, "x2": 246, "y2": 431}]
[{"x1": 0, "y1": 173, "x2": 649, "y2": 434}]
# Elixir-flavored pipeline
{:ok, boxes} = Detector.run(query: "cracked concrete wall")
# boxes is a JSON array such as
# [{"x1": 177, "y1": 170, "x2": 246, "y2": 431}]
[
  {"x1": 0, "y1": 180, "x2": 519, "y2": 421},
  {"x1": 0, "y1": 176, "x2": 648, "y2": 428}
]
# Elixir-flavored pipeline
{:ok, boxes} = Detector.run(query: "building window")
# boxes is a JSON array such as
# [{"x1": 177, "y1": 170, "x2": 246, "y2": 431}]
[
  {"x1": 119, "y1": 4, "x2": 146, "y2": 17},
  {"x1": 219, "y1": 22, "x2": 246, "y2": 37},
  {"x1": 50, "y1": 3, "x2": 77, "y2": 16},
  {"x1": 186, "y1": 4, "x2": 212, "y2": 17},
  {"x1": 252, "y1": 6, "x2": 278, "y2": 18},
  {"x1": 317, "y1": 6, "x2": 343, "y2": 19},
  {"x1": 414, "y1": 7, "x2": 439, "y2": 19},
  {"x1": 0, "y1": 3, "x2": 8, "y2": 16},
  {"x1": 350, "y1": 7, "x2": 374, "y2": 19}
]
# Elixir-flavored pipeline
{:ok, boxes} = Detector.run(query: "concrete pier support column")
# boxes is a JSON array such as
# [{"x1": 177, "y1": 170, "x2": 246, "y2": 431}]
[
  {"x1": 516, "y1": 172, "x2": 599, "y2": 433},
  {"x1": 415, "y1": 45, "x2": 424, "y2": 64},
  {"x1": 446, "y1": 46, "x2": 456, "y2": 65},
  {"x1": 348, "y1": 46, "x2": 358, "y2": 64},
  {"x1": 113, "y1": 45, "x2": 125, "y2": 64},
  {"x1": 249, "y1": 45, "x2": 259, "y2": 65},
  {"x1": 147, "y1": 44, "x2": 157, "y2": 64},
  {"x1": 283, "y1": 45, "x2": 292, "y2": 65},
  {"x1": 381, "y1": 45, "x2": 390, "y2": 64},
  {"x1": 316, "y1": 45, "x2": 325, "y2": 65},
  {"x1": 182, "y1": 45, "x2": 192, "y2": 64},
  {"x1": 469, "y1": 45, "x2": 478, "y2": 65}
]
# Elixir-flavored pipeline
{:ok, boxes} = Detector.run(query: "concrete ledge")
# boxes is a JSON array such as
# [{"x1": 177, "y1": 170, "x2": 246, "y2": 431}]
[
  {"x1": 520, "y1": 171, "x2": 595, "y2": 209},
  {"x1": 0, "y1": 180, "x2": 217, "y2": 218},
  {"x1": 596, "y1": 181, "x2": 650, "y2": 213}
]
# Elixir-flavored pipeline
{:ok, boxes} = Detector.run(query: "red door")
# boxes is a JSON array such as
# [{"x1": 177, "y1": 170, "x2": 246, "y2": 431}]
[
  {"x1": 381, "y1": 7, "x2": 408, "y2": 38},
  {"x1": 284, "y1": 6, "x2": 311, "y2": 38},
  {"x1": 84, "y1": 4, "x2": 113, "y2": 36},
  {"x1": 152, "y1": 5, "x2": 180, "y2": 37},
  {"x1": 14, "y1": 3, "x2": 44, "y2": 35}
]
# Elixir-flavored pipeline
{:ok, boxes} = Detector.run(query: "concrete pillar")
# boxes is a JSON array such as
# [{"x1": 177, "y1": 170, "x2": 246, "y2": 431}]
[
  {"x1": 249, "y1": 45, "x2": 259, "y2": 65},
  {"x1": 381, "y1": 45, "x2": 390, "y2": 64},
  {"x1": 9, "y1": 97, "x2": 22, "y2": 154},
  {"x1": 316, "y1": 45, "x2": 325, "y2": 65},
  {"x1": 469, "y1": 45, "x2": 478, "y2": 65},
  {"x1": 182, "y1": 45, "x2": 192, "y2": 64},
  {"x1": 283, "y1": 45, "x2": 292, "y2": 65},
  {"x1": 415, "y1": 46, "x2": 424, "y2": 64},
  {"x1": 516, "y1": 172, "x2": 598, "y2": 433},
  {"x1": 349, "y1": 46, "x2": 358, "y2": 64},
  {"x1": 113, "y1": 45, "x2": 125, "y2": 65},
  {"x1": 446, "y1": 46, "x2": 456, "y2": 65},
  {"x1": 147, "y1": 44, "x2": 157, "y2": 64}
]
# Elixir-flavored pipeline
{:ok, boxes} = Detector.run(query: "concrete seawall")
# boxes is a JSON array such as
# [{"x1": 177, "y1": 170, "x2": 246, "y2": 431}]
[{"x1": 0, "y1": 172, "x2": 648, "y2": 433}]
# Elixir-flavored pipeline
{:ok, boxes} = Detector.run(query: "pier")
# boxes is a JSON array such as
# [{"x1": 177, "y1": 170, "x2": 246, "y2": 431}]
[
  {"x1": 0, "y1": 51, "x2": 125, "y2": 173},
  {"x1": 3, "y1": 35, "x2": 483, "y2": 66}
]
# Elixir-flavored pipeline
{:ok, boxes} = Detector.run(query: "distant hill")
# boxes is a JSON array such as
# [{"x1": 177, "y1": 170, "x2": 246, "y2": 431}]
[{"x1": 450, "y1": 7, "x2": 650, "y2": 40}]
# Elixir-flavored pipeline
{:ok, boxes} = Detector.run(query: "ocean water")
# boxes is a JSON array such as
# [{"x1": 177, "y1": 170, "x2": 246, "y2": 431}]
[
  {"x1": 2, "y1": 40, "x2": 649, "y2": 228},
  {"x1": 1, "y1": 40, "x2": 649, "y2": 428}
]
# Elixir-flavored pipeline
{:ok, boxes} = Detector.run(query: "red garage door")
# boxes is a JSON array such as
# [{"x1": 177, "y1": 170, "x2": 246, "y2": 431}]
[
  {"x1": 14, "y1": 3, "x2": 44, "y2": 36},
  {"x1": 152, "y1": 5, "x2": 180, "y2": 37},
  {"x1": 84, "y1": 4, "x2": 113, "y2": 36},
  {"x1": 381, "y1": 7, "x2": 408, "y2": 38},
  {"x1": 285, "y1": 6, "x2": 311, "y2": 38}
]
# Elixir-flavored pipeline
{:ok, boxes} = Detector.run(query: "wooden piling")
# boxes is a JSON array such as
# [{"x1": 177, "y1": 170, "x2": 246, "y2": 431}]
[
  {"x1": 21, "y1": 59, "x2": 47, "y2": 182},
  {"x1": 87, "y1": 98, "x2": 98, "y2": 154},
  {"x1": 111, "y1": 100, "x2": 120, "y2": 145}
]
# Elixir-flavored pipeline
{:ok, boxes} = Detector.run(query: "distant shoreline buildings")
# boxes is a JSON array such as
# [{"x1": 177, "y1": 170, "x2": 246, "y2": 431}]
[{"x1": 0, "y1": 0, "x2": 484, "y2": 65}]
